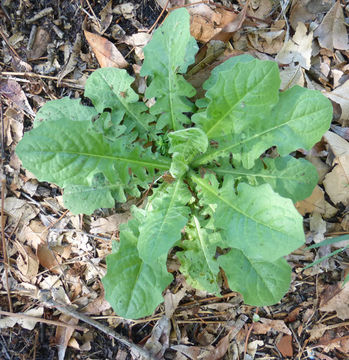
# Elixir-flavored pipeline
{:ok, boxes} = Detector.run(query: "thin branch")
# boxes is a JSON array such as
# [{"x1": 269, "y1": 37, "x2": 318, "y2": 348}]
[
  {"x1": 38, "y1": 290, "x2": 157, "y2": 360},
  {"x1": 0, "y1": 310, "x2": 86, "y2": 331},
  {"x1": 0, "y1": 100, "x2": 12, "y2": 313}
]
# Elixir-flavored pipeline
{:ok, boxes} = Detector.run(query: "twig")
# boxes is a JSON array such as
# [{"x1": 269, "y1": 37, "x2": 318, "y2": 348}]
[
  {"x1": 0, "y1": 310, "x2": 86, "y2": 331},
  {"x1": 244, "y1": 308, "x2": 259, "y2": 356},
  {"x1": 0, "y1": 26, "x2": 19, "y2": 58},
  {"x1": 147, "y1": 0, "x2": 170, "y2": 34},
  {"x1": 38, "y1": 290, "x2": 156, "y2": 360},
  {"x1": 0, "y1": 334, "x2": 11, "y2": 360},
  {"x1": 32, "y1": 329, "x2": 39, "y2": 360},
  {"x1": 1, "y1": 101, "x2": 12, "y2": 313},
  {"x1": 0, "y1": 180, "x2": 11, "y2": 312}
]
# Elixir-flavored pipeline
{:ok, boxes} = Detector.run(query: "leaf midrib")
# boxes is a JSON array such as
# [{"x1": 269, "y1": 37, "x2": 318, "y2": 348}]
[
  {"x1": 213, "y1": 167, "x2": 305, "y2": 182},
  {"x1": 192, "y1": 175, "x2": 286, "y2": 234},
  {"x1": 99, "y1": 72, "x2": 151, "y2": 136},
  {"x1": 193, "y1": 216, "x2": 216, "y2": 276},
  {"x1": 41, "y1": 149, "x2": 171, "y2": 170},
  {"x1": 194, "y1": 105, "x2": 326, "y2": 166},
  {"x1": 204, "y1": 64, "x2": 275, "y2": 138}
]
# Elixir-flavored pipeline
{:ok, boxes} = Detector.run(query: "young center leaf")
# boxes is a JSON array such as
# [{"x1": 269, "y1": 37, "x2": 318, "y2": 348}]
[
  {"x1": 140, "y1": 8, "x2": 198, "y2": 131},
  {"x1": 168, "y1": 128, "x2": 208, "y2": 177},
  {"x1": 177, "y1": 216, "x2": 224, "y2": 295}
]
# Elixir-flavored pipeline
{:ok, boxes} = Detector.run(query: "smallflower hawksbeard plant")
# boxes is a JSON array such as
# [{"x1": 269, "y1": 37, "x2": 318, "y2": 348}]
[{"x1": 16, "y1": 8, "x2": 333, "y2": 319}]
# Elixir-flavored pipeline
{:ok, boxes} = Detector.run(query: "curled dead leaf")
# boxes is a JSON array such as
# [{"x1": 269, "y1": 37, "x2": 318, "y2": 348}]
[{"x1": 84, "y1": 30, "x2": 128, "y2": 68}]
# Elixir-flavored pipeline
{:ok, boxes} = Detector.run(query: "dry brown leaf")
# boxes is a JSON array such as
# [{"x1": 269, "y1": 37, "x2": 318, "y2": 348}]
[
  {"x1": 314, "y1": 1, "x2": 349, "y2": 51},
  {"x1": 308, "y1": 323, "x2": 328, "y2": 341},
  {"x1": 247, "y1": 339, "x2": 264, "y2": 358},
  {"x1": 18, "y1": 219, "x2": 47, "y2": 250},
  {"x1": 331, "y1": 125, "x2": 349, "y2": 141},
  {"x1": 323, "y1": 131, "x2": 349, "y2": 160},
  {"x1": 57, "y1": 34, "x2": 82, "y2": 84},
  {"x1": 15, "y1": 242, "x2": 39, "y2": 281},
  {"x1": 275, "y1": 22, "x2": 313, "y2": 70},
  {"x1": 99, "y1": 0, "x2": 113, "y2": 34},
  {"x1": 295, "y1": 185, "x2": 337, "y2": 217},
  {"x1": 189, "y1": 5, "x2": 237, "y2": 43},
  {"x1": 83, "y1": 286, "x2": 110, "y2": 314},
  {"x1": 253, "y1": 318, "x2": 291, "y2": 335},
  {"x1": 0, "y1": 79, "x2": 35, "y2": 117},
  {"x1": 145, "y1": 316, "x2": 171, "y2": 358},
  {"x1": 3, "y1": 197, "x2": 39, "y2": 228},
  {"x1": 67, "y1": 337, "x2": 80, "y2": 350},
  {"x1": 124, "y1": 32, "x2": 151, "y2": 48},
  {"x1": 277, "y1": 335, "x2": 293, "y2": 357},
  {"x1": 310, "y1": 211, "x2": 327, "y2": 245},
  {"x1": 171, "y1": 344, "x2": 213, "y2": 359},
  {"x1": 113, "y1": 3, "x2": 136, "y2": 20},
  {"x1": 279, "y1": 64, "x2": 304, "y2": 91},
  {"x1": 342, "y1": 214, "x2": 349, "y2": 232},
  {"x1": 202, "y1": 331, "x2": 231, "y2": 360},
  {"x1": 323, "y1": 155, "x2": 349, "y2": 206},
  {"x1": 248, "y1": 27, "x2": 285, "y2": 55},
  {"x1": 2, "y1": 107, "x2": 23, "y2": 146},
  {"x1": 54, "y1": 314, "x2": 79, "y2": 360},
  {"x1": 248, "y1": 0, "x2": 273, "y2": 19},
  {"x1": 211, "y1": 2, "x2": 248, "y2": 42},
  {"x1": 27, "y1": 27, "x2": 50, "y2": 59},
  {"x1": 37, "y1": 243, "x2": 61, "y2": 274},
  {"x1": 289, "y1": 0, "x2": 334, "y2": 31},
  {"x1": 164, "y1": 285, "x2": 188, "y2": 318},
  {"x1": 322, "y1": 131, "x2": 349, "y2": 206},
  {"x1": 84, "y1": 30, "x2": 128, "y2": 68},
  {"x1": 326, "y1": 79, "x2": 349, "y2": 126},
  {"x1": 0, "y1": 307, "x2": 44, "y2": 330},
  {"x1": 320, "y1": 280, "x2": 349, "y2": 319},
  {"x1": 90, "y1": 213, "x2": 131, "y2": 234}
]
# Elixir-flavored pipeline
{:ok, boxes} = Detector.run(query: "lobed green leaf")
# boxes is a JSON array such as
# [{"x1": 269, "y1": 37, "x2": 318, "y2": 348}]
[
  {"x1": 137, "y1": 180, "x2": 192, "y2": 263},
  {"x1": 85, "y1": 68, "x2": 155, "y2": 139},
  {"x1": 192, "y1": 174, "x2": 305, "y2": 261},
  {"x1": 193, "y1": 59, "x2": 280, "y2": 138},
  {"x1": 195, "y1": 86, "x2": 332, "y2": 168},
  {"x1": 16, "y1": 119, "x2": 170, "y2": 212},
  {"x1": 140, "y1": 8, "x2": 198, "y2": 131},
  {"x1": 177, "y1": 216, "x2": 223, "y2": 295},
  {"x1": 34, "y1": 97, "x2": 97, "y2": 127},
  {"x1": 213, "y1": 156, "x2": 318, "y2": 202},
  {"x1": 103, "y1": 212, "x2": 172, "y2": 319}
]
